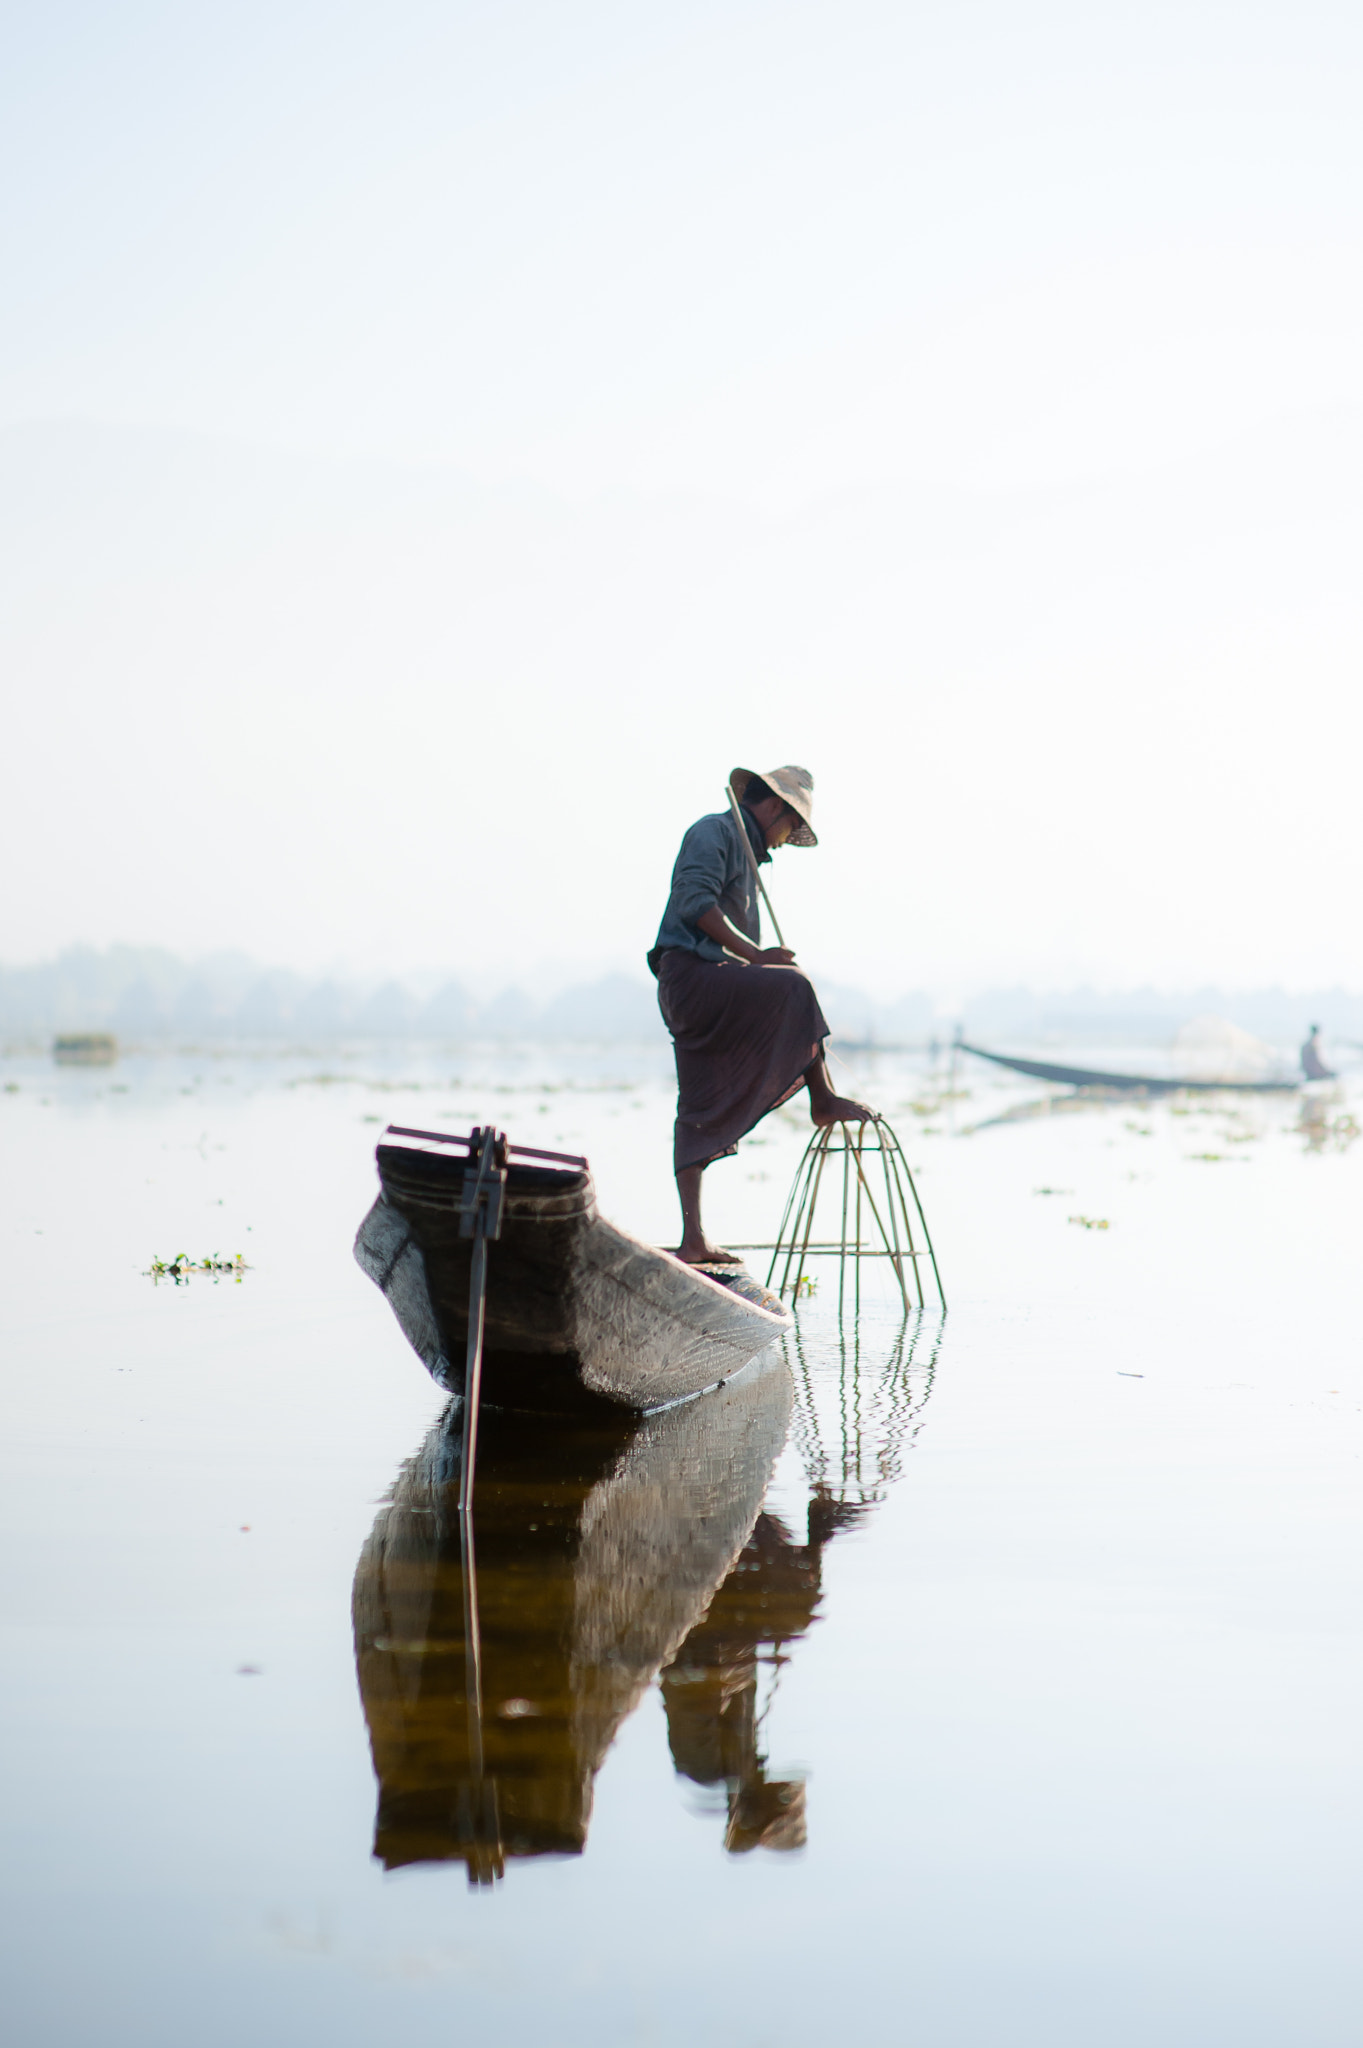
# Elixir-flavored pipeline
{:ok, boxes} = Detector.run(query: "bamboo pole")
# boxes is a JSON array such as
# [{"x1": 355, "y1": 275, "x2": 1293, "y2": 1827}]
[
  {"x1": 767, "y1": 1136, "x2": 813, "y2": 1290},
  {"x1": 838, "y1": 1123, "x2": 851, "y2": 1318},
  {"x1": 885, "y1": 1124, "x2": 945, "y2": 1305},
  {"x1": 882, "y1": 1142, "x2": 914, "y2": 1309},
  {"x1": 853, "y1": 1123, "x2": 864, "y2": 1313},
  {"x1": 726, "y1": 781, "x2": 787, "y2": 949},
  {"x1": 790, "y1": 1133, "x2": 832, "y2": 1299},
  {"x1": 772, "y1": 1134, "x2": 823, "y2": 1295},
  {"x1": 878, "y1": 1120, "x2": 914, "y2": 1308}
]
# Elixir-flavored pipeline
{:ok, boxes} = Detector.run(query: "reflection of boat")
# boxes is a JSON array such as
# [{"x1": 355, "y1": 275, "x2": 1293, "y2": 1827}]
[
  {"x1": 351, "y1": 1352, "x2": 793, "y2": 1883},
  {"x1": 354, "y1": 1124, "x2": 791, "y2": 1413},
  {"x1": 959, "y1": 1040, "x2": 1298, "y2": 1095}
]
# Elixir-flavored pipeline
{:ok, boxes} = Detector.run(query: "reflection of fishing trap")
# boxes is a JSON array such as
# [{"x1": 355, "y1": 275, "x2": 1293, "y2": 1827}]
[
  {"x1": 739, "y1": 1310, "x2": 943, "y2": 1779},
  {"x1": 786, "y1": 1309, "x2": 943, "y2": 1512},
  {"x1": 763, "y1": 1117, "x2": 944, "y2": 1312}
]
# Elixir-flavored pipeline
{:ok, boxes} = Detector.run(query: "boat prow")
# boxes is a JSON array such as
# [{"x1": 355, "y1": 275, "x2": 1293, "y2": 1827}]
[{"x1": 355, "y1": 1124, "x2": 792, "y2": 1414}]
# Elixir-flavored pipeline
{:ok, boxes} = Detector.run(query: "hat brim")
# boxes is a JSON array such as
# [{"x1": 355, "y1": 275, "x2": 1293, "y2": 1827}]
[{"x1": 729, "y1": 767, "x2": 817, "y2": 847}]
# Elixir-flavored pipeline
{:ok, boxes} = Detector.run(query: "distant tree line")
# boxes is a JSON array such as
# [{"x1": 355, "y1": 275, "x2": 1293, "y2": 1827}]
[{"x1": 0, "y1": 947, "x2": 1355, "y2": 1048}]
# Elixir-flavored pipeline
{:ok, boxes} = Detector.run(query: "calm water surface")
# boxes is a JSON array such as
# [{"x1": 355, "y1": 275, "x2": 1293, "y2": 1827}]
[{"x1": 2, "y1": 1041, "x2": 1361, "y2": 2045}]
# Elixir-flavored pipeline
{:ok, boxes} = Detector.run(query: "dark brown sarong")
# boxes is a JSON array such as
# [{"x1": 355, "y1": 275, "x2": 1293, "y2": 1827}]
[{"x1": 657, "y1": 950, "x2": 829, "y2": 1173}]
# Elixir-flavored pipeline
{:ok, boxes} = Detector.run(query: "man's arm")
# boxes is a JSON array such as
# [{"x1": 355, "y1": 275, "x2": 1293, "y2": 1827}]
[{"x1": 695, "y1": 906, "x2": 794, "y2": 966}]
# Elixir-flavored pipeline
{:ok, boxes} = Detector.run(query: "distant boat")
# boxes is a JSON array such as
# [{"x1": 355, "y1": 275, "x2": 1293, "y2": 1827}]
[
  {"x1": 355, "y1": 1124, "x2": 791, "y2": 1414},
  {"x1": 53, "y1": 1033, "x2": 117, "y2": 1065},
  {"x1": 958, "y1": 1040, "x2": 1299, "y2": 1095}
]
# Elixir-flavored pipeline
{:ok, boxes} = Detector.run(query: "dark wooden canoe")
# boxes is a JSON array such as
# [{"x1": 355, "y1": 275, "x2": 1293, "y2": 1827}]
[
  {"x1": 354, "y1": 1124, "x2": 792, "y2": 1414},
  {"x1": 959, "y1": 1040, "x2": 1299, "y2": 1095},
  {"x1": 351, "y1": 1350, "x2": 793, "y2": 1878}
]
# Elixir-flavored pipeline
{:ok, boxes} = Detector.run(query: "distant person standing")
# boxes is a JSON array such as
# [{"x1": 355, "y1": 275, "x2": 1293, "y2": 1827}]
[
  {"x1": 1301, "y1": 1024, "x2": 1336, "y2": 1081},
  {"x1": 649, "y1": 765, "x2": 872, "y2": 1265}
]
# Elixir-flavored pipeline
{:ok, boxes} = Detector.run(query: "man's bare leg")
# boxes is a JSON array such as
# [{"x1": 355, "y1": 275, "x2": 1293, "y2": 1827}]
[
  {"x1": 674, "y1": 1163, "x2": 733, "y2": 1265},
  {"x1": 805, "y1": 1052, "x2": 874, "y2": 1126},
  {"x1": 674, "y1": 1053, "x2": 871, "y2": 1262}
]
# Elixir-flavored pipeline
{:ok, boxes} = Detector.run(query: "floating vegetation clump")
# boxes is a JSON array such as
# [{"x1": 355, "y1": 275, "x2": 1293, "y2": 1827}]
[
  {"x1": 146, "y1": 1252, "x2": 250, "y2": 1286},
  {"x1": 1068, "y1": 1214, "x2": 1111, "y2": 1231}
]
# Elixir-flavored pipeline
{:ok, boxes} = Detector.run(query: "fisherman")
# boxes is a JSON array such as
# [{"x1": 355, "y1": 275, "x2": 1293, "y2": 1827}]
[
  {"x1": 649, "y1": 765, "x2": 873, "y2": 1265},
  {"x1": 1301, "y1": 1024, "x2": 1336, "y2": 1081}
]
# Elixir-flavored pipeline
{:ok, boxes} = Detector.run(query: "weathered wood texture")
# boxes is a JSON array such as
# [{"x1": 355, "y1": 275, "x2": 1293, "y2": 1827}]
[{"x1": 355, "y1": 1131, "x2": 791, "y2": 1413}]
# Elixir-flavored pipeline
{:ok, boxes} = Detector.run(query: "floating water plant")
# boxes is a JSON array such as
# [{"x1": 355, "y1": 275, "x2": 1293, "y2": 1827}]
[
  {"x1": 1068, "y1": 1215, "x2": 1111, "y2": 1230},
  {"x1": 146, "y1": 1252, "x2": 249, "y2": 1285}
]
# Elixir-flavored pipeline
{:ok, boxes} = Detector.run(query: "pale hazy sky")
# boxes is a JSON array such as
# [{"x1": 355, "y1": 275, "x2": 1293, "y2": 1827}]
[{"x1": 3, "y1": 0, "x2": 1361, "y2": 995}]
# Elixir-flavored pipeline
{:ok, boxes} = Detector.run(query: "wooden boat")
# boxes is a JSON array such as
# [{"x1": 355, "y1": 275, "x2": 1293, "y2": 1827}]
[
  {"x1": 354, "y1": 1124, "x2": 791, "y2": 1414},
  {"x1": 958, "y1": 1040, "x2": 1299, "y2": 1095},
  {"x1": 351, "y1": 1351, "x2": 793, "y2": 1879},
  {"x1": 52, "y1": 1032, "x2": 117, "y2": 1066}
]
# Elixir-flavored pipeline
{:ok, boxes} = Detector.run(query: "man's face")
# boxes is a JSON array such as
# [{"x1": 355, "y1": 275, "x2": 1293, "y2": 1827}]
[{"x1": 753, "y1": 793, "x2": 798, "y2": 846}]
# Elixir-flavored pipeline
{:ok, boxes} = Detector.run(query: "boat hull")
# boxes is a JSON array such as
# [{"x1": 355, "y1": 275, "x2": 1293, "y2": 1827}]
[
  {"x1": 959, "y1": 1041, "x2": 1298, "y2": 1094},
  {"x1": 355, "y1": 1127, "x2": 792, "y2": 1414}
]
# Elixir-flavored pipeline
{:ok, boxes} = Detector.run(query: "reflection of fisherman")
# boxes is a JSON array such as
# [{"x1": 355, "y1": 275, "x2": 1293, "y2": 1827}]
[
  {"x1": 1301, "y1": 1024, "x2": 1336, "y2": 1081},
  {"x1": 660, "y1": 1502, "x2": 849, "y2": 1852},
  {"x1": 649, "y1": 765, "x2": 873, "y2": 1264}
]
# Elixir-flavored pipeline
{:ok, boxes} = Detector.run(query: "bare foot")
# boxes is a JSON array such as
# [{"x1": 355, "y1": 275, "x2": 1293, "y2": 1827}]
[
  {"x1": 811, "y1": 1093, "x2": 875, "y2": 1127},
  {"x1": 675, "y1": 1237, "x2": 738, "y2": 1265}
]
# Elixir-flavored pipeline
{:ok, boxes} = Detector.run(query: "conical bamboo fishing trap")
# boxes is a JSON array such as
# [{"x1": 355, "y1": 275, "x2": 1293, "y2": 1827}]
[{"x1": 738, "y1": 1116, "x2": 945, "y2": 1313}]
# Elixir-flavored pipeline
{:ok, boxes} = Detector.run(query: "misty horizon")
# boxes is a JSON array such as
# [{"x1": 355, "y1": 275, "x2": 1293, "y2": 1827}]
[{"x1": 3, "y1": 942, "x2": 1359, "y2": 1049}]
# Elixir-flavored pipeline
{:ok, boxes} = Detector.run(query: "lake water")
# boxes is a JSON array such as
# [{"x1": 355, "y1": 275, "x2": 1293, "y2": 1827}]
[{"x1": 3, "y1": 1039, "x2": 1361, "y2": 2046}]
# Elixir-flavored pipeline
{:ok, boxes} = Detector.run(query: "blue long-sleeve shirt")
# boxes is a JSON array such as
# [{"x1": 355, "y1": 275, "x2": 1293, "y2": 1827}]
[{"x1": 648, "y1": 806, "x2": 769, "y2": 976}]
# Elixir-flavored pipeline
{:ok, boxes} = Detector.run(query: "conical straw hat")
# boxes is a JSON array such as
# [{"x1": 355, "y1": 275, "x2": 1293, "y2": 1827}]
[{"x1": 729, "y1": 765, "x2": 817, "y2": 847}]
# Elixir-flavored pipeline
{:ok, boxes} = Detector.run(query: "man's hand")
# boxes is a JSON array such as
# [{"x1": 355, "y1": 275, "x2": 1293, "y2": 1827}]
[{"x1": 695, "y1": 905, "x2": 794, "y2": 966}]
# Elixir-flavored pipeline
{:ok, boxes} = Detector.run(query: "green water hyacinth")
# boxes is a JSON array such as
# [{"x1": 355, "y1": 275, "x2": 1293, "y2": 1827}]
[{"x1": 146, "y1": 1252, "x2": 249, "y2": 1285}]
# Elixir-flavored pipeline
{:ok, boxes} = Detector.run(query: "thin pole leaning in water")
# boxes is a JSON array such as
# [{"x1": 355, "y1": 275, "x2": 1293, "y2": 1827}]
[
  {"x1": 459, "y1": 1432, "x2": 502, "y2": 1884},
  {"x1": 457, "y1": 1126, "x2": 507, "y2": 1516},
  {"x1": 726, "y1": 781, "x2": 787, "y2": 949},
  {"x1": 460, "y1": 1485, "x2": 485, "y2": 1778},
  {"x1": 448, "y1": 1124, "x2": 508, "y2": 1884},
  {"x1": 459, "y1": 1232, "x2": 490, "y2": 1513}
]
